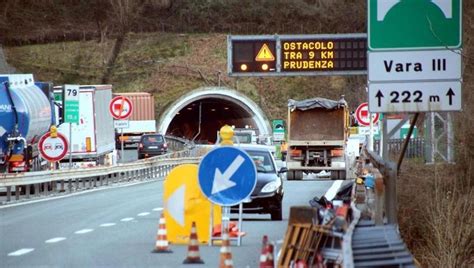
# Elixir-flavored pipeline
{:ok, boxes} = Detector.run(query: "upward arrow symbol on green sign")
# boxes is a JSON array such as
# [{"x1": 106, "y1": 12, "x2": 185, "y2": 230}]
[{"x1": 368, "y1": 0, "x2": 462, "y2": 50}]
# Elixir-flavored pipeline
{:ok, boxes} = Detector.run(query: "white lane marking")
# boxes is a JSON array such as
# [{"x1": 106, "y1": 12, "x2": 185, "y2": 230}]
[
  {"x1": 45, "y1": 237, "x2": 66, "y2": 244},
  {"x1": 324, "y1": 180, "x2": 344, "y2": 201},
  {"x1": 120, "y1": 217, "x2": 134, "y2": 222},
  {"x1": 152, "y1": 207, "x2": 163, "y2": 212},
  {"x1": 137, "y1": 212, "x2": 150, "y2": 217},
  {"x1": 8, "y1": 248, "x2": 34, "y2": 256},
  {"x1": 100, "y1": 223, "x2": 116, "y2": 227},
  {"x1": 75, "y1": 229, "x2": 94, "y2": 234}
]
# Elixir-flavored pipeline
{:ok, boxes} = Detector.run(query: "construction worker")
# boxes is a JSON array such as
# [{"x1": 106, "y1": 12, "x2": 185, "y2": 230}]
[{"x1": 280, "y1": 141, "x2": 288, "y2": 161}]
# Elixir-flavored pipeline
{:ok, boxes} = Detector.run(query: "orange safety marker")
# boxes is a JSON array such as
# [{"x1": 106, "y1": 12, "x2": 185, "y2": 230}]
[
  {"x1": 152, "y1": 213, "x2": 172, "y2": 253},
  {"x1": 219, "y1": 229, "x2": 234, "y2": 268},
  {"x1": 183, "y1": 222, "x2": 204, "y2": 264}
]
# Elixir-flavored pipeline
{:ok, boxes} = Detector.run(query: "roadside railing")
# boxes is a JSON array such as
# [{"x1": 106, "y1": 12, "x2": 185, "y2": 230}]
[
  {"x1": 374, "y1": 137, "x2": 424, "y2": 159},
  {"x1": 0, "y1": 149, "x2": 202, "y2": 205},
  {"x1": 342, "y1": 147, "x2": 416, "y2": 267}
]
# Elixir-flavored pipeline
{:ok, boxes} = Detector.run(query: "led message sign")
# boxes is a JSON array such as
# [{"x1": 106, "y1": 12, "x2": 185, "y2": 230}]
[
  {"x1": 281, "y1": 37, "x2": 367, "y2": 72},
  {"x1": 228, "y1": 34, "x2": 367, "y2": 76}
]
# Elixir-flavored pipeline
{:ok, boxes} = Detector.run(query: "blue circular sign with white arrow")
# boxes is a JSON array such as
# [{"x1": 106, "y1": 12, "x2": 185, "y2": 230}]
[{"x1": 198, "y1": 146, "x2": 257, "y2": 206}]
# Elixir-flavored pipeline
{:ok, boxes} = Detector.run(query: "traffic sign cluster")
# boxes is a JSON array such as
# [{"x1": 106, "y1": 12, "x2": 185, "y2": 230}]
[{"x1": 367, "y1": 0, "x2": 462, "y2": 113}]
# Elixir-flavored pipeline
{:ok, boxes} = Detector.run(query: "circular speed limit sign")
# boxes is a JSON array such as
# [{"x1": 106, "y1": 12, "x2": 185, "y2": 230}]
[{"x1": 38, "y1": 132, "x2": 69, "y2": 162}]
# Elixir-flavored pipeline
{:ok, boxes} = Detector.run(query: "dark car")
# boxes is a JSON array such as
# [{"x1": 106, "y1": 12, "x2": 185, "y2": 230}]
[
  {"x1": 231, "y1": 144, "x2": 286, "y2": 221},
  {"x1": 137, "y1": 134, "x2": 168, "y2": 159}
]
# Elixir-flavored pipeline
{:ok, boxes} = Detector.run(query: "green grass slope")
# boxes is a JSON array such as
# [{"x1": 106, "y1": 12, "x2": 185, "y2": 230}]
[{"x1": 5, "y1": 32, "x2": 366, "y2": 120}]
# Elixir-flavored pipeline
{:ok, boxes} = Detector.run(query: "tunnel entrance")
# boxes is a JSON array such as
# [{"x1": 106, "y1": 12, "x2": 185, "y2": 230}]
[{"x1": 158, "y1": 87, "x2": 271, "y2": 144}]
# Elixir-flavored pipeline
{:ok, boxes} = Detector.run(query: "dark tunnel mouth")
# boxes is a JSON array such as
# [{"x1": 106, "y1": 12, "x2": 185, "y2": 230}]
[{"x1": 165, "y1": 97, "x2": 259, "y2": 144}]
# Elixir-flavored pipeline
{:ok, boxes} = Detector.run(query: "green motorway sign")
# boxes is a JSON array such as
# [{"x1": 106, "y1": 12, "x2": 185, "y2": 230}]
[
  {"x1": 64, "y1": 85, "x2": 80, "y2": 124},
  {"x1": 272, "y1": 119, "x2": 285, "y2": 141},
  {"x1": 368, "y1": 0, "x2": 462, "y2": 50}
]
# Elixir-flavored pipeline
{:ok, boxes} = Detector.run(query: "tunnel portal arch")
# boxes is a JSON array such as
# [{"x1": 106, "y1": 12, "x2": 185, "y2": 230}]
[{"x1": 159, "y1": 87, "x2": 272, "y2": 144}]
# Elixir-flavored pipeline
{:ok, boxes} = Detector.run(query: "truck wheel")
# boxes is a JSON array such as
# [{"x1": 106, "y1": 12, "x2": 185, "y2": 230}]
[
  {"x1": 295, "y1": 171, "x2": 303, "y2": 180},
  {"x1": 287, "y1": 171, "x2": 295, "y2": 180}
]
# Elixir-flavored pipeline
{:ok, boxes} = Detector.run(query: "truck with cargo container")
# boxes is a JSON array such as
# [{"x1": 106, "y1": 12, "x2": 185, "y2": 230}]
[
  {"x1": 112, "y1": 92, "x2": 156, "y2": 147},
  {"x1": 54, "y1": 85, "x2": 115, "y2": 168},
  {"x1": 286, "y1": 97, "x2": 349, "y2": 180},
  {"x1": 0, "y1": 74, "x2": 55, "y2": 172}
]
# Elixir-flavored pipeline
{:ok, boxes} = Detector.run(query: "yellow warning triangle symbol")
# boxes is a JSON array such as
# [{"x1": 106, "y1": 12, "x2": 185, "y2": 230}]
[{"x1": 255, "y1": 43, "x2": 275, "y2": 62}]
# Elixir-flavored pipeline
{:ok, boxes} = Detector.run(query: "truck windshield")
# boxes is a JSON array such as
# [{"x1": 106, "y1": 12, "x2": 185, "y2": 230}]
[{"x1": 235, "y1": 134, "x2": 252, "y2": 144}]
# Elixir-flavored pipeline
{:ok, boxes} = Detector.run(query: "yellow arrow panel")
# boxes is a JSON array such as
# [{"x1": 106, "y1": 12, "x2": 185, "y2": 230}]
[
  {"x1": 163, "y1": 164, "x2": 221, "y2": 244},
  {"x1": 255, "y1": 43, "x2": 275, "y2": 61}
]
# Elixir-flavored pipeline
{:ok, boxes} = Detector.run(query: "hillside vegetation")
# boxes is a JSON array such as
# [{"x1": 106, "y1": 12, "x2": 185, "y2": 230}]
[
  {"x1": 5, "y1": 32, "x2": 366, "y2": 119},
  {"x1": 2, "y1": 1, "x2": 473, "y2": 266}
]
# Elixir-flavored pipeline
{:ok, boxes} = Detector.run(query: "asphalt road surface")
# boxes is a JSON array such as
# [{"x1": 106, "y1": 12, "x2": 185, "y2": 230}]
[{"x1": 1, "y1": 173, "x2": 348, "y2": 267}]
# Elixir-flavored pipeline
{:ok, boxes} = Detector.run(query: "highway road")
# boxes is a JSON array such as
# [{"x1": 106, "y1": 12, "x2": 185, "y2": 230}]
[{"x1": 0, "y1": 168, "x2": 348, "y2": 267}]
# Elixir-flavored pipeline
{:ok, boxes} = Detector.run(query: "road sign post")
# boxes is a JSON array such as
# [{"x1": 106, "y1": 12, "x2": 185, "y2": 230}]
[
  {"x1": 64, "y1": 85, "x2": 80, "y2": 124},
  {"x1": 368, "y1": 0, "x2": 462, "y2": 50},
  {"x1": 110, "y1": 96, "x2": 133, "y2": 163},
  {"x1": 39, "y1": 132, "x2": 68, "y2": 163},
  {"x1": 272, "y1": 119, "x2": 285, "y2": 142},
  {"x1": 368, "y1": 81, "x2": 461, "y2": 113},
  {"x1": 368, "y1": 50, "x2": 462, "y2": 81},
  {"x1": 64, "y1": 85, "x2": 80, "y2": 168},
  {"x1": 198, "y1": 146, "x2": 255, "y2": 246},
  {"x1": 367, "y1": 0, "x2": 463, "y2": 114},
  {"x1": 355, "y1": 102, "x2": 379, "y2": 127},
  {"x1": 198, "y1": 146, "x2": 257, "y2": 206},
  {"x1": 228, "y1": 34, "x2": 367, "y2": 77}
]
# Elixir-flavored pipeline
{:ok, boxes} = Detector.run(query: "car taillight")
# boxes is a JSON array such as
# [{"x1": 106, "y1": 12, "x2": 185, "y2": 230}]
[
  {"x1": 163, "y1": 143, "x2": 168, "y2": 148},
  {"x1": 290, "y1": 149, "x2": 302, "y2": 157}
]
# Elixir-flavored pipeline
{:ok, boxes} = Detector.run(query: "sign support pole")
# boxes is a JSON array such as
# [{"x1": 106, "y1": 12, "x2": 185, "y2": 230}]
[
  {"x1": 382, "y1": 116, "x2": 388, "y2": 159},
  {"x1": 368, "y1": 112, "x2": 374, "y2": 151},
  {"x1": 120, "y1": 128, "x2": 124, "y2": 164},
  {"x1": 397, "y1": 113, "x2": 419, "y2": 172},
  {"x1": 447, "y1": 113, "x2": 454, "y2": 163},
  {"x1": 68, "y1": 123, "x2": 73, "y2": 168}
]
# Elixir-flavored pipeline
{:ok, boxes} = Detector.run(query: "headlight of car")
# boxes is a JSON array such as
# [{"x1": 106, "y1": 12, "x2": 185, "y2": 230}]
[{"x1": 261, "y1": 180, "x2": 281, "y2": 193}]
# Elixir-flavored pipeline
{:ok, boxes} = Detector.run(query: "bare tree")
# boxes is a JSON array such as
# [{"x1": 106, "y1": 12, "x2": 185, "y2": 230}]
[{"x1": 101, "y1": 0, "x2": 146, "y2": 83}]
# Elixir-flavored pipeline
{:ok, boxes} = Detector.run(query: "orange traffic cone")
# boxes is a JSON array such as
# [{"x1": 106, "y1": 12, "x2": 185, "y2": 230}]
[
  {"x1": 219, "y1": 229, "x2": 234, "y2": 268},
  {"x1": 152, "y1": 213, "x2": 172, "y2": 253},
  {"x1": 183, "y1": 221, "x2": 204, "y2": 264},
  {"x1": 259, "y1": 243, "x2": 274, "y2": 268}
]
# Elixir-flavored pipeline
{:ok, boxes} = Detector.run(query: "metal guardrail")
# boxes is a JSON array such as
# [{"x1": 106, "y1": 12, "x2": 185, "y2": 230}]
[
  {"x1": 373, "y1": 138, "x2": 425, "y2": 159},
  {"x1": 342, "y1": 203, "x2": 361, "y2": 268},
  {"x1": 363, "y1": 148, "x2": 398, "y2": 225},
  {"x1": 341, "y1": 147, "x2": 416, "y2": 267},
  {"x1": 0, "y1": 149, "x2": 202, "y2": 204}
]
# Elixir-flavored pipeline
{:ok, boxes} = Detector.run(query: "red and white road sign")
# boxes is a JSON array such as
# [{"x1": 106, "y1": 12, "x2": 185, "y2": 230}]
[
  {"x1": 109, "y1": 96, "x2": 133, "y2": 120},
  {"x1": 38, "y1": 132, "x2": 68, "y2": 162},
  {"x1": 355, "y1": 102, "x2": 379, "y2": 127}
]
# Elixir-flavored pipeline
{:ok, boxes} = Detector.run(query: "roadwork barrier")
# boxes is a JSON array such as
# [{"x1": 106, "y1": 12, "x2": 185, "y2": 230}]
[{"x1": 278, "y1": 206, "x2": 349, "y2": 267}]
